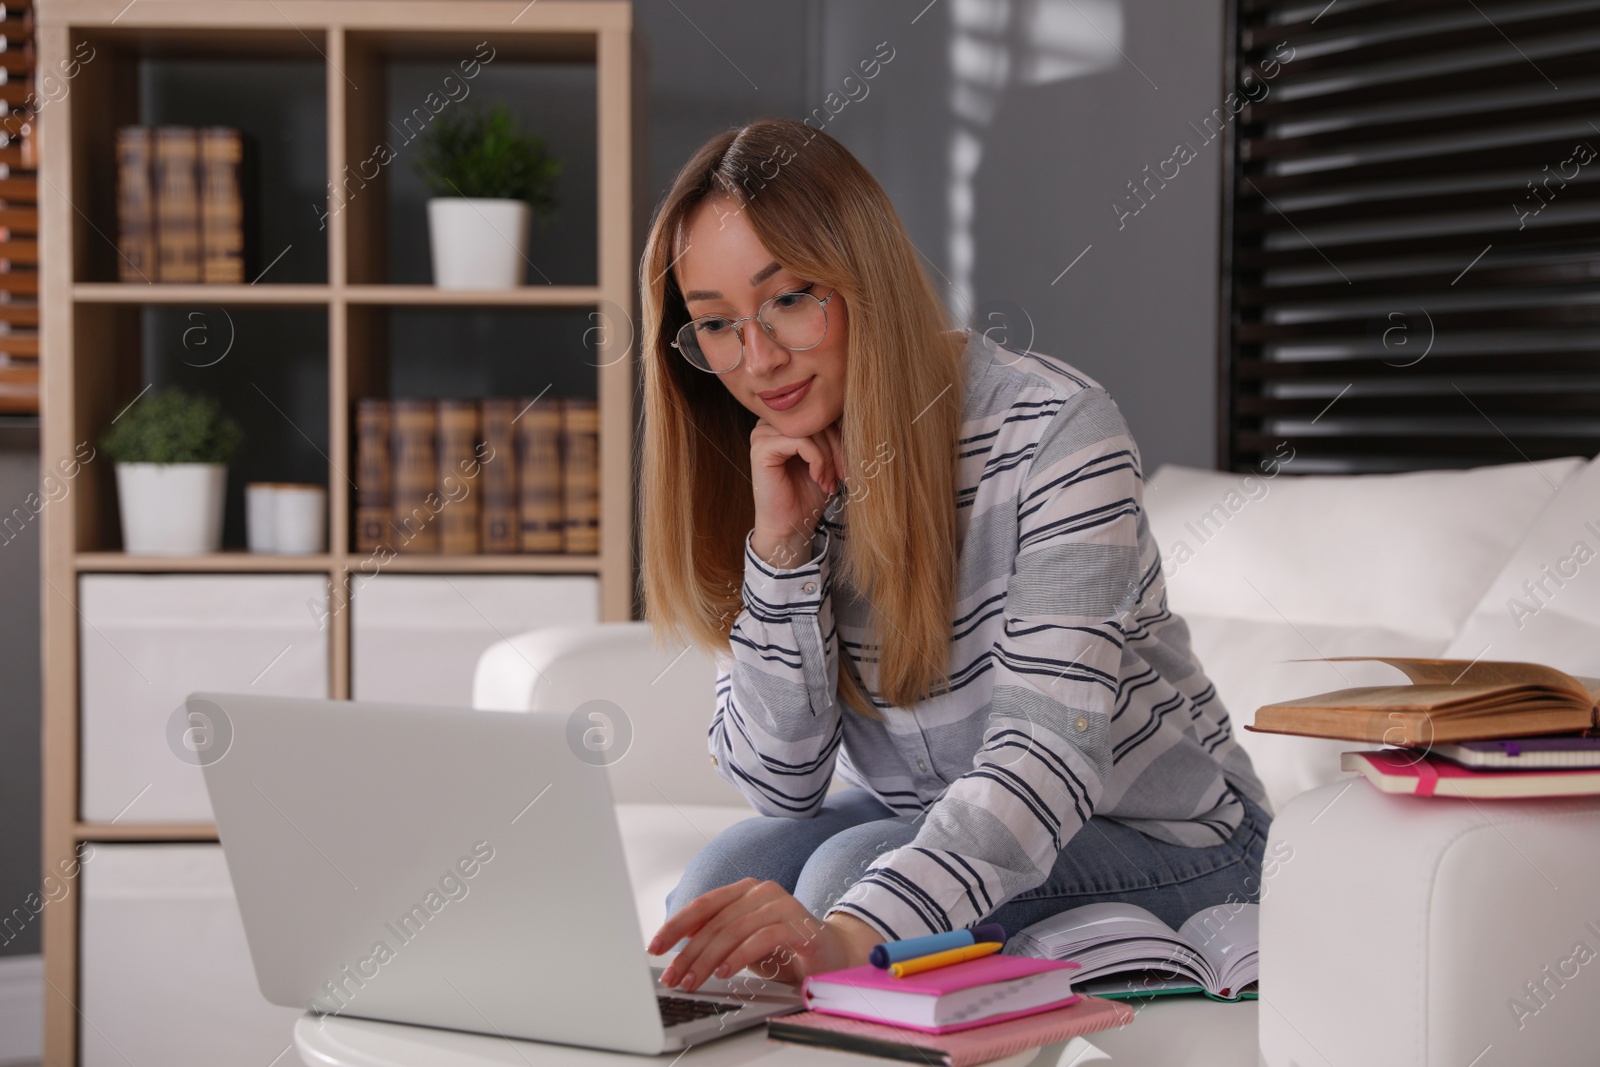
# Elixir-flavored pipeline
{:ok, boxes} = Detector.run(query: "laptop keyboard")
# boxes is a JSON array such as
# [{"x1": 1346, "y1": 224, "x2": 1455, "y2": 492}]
[{"x1": 658, "y1": 995, "x2": 742, "y2": 1027}]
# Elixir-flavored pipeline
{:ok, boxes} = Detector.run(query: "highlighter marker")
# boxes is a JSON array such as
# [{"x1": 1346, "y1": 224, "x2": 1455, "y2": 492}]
[
  {"x1": 868, "y1": 922, "x2": 1008, "y2": 968},
  {"x1": 890, "y1": 940, "x2": 1002, "y2": 977}
]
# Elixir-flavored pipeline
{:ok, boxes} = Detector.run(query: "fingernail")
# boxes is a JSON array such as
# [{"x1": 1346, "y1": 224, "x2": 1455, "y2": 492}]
[
  {"x1": 661, "y1": 967, "x2": 675, "y2": 985},
  {"x1": 715, "y1": 964, "x2": 729, "y2": 978},
  {"x1": 681, "y1": 972, "x2": 696, "y2": 990}
]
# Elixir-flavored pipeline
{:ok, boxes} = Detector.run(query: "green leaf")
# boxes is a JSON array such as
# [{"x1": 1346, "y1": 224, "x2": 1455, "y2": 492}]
[
  {"x1": 411, "y1": 101, "x2": 561, "y2": 214},
  {"x1": 100, "y1": 387, "x2": 244, "y2": 465}
]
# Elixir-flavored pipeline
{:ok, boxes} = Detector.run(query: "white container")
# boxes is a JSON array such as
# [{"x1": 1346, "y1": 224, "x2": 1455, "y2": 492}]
[
  {"x1": 114, "y1": 462, "x2": 226, "y2": 555},
  {"x1": 426, "y1": 197, "x2": 531, "y2": 289},
  {"x1": 352, "y1": 573, "x2": 598, "y2": 707},
  {"x1": 80, "y1": 845, "x2": 303, "y2": 1067},
  {"x1": 79, "y1": 574, "x2": 330, "y2": 822},
  {"x1": 245, "y1": 482, "x2": 277, "y2": 552},
  {"x1": 273, "y1": 484, "x2": 326, "y2": 554}
]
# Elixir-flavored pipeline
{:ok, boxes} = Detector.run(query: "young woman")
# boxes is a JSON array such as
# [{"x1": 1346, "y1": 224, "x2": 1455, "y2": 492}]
[{"x1": 639, "y1": 119, "x2": 1271, "y2": 995}]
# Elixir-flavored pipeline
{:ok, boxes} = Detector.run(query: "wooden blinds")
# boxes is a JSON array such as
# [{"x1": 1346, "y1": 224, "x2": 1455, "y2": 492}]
[
  {"x1": 0, "y1": 0, "x2": 37, "y2": 415},
  {"x1": 1221, "y1": 0, "x2": 1600, "y2": 472}
]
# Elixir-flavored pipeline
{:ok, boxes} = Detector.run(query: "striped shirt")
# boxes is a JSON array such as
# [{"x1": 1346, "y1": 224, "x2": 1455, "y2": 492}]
[{"x1": 707, "y1": 329, "x2": 1270, "y2": 941}]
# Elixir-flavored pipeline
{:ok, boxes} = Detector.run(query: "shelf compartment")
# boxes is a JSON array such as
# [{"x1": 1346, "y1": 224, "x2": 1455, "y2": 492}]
[
  {"x1": 69, "y1": 26, "x2": 330, "y2": 285},
  {"x1": 340, "y1": 29, "x2": 597, "y2": 287},
  {"x1": 72, "y1": 303, "x2": 331, "y2": 554}
]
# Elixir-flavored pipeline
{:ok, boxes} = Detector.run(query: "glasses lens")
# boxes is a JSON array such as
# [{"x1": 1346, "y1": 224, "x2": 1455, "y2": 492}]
[
  {"x1": 677, "y1": 317, "x2": 742, "y2": 373},
  {"x1": 762, "y1": 292, "x2": 828, "y2": 351}
]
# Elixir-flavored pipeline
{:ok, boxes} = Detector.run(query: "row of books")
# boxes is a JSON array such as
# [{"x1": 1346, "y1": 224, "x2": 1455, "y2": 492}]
[
  {"x1": 116, "y1": 125, "x2": 248, "y2": 284},
  {"x1": 354, "y1": 397, "x2": 599, "y2": 556},
  {"x1": 1250, "y1": 656, "x2": 1600, "y2": 798}
]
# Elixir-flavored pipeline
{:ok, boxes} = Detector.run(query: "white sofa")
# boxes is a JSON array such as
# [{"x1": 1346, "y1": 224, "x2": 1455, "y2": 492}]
[{"x1": 474, "y1": 454, "x2": 1600, "y2": 1065}]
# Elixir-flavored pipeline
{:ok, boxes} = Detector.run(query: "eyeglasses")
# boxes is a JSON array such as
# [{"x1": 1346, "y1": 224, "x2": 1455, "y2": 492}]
[{"x1": 671, "y1": 286, "x2": 833, "y2": 374}]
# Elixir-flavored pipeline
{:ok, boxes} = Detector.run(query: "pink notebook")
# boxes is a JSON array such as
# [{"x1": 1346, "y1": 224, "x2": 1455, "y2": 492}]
[
  {"x1": 769, "y1": 995, "x2": 1134, "y2": 1067},
  {"x1": 801, "y1": 955, "x2": 1082, "y2": 1033},
  {"x1": 1342, "y1": 749, "x2": 1600, "y2": 798}
]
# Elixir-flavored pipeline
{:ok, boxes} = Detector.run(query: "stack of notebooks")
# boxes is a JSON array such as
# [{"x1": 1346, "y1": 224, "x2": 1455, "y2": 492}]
[
  {"x1": 116, "y1": 126, "x2": 249, "y2": 283},
  {"x1": 354, "y1": 397, "x2": 598, "y2": 556},
  {"x1": 768, "y1": 926, "x2": 1132, "y2": 1066},
  {"x1": 1250, "y1": 656, "x2": 1600, "y2": 798}
]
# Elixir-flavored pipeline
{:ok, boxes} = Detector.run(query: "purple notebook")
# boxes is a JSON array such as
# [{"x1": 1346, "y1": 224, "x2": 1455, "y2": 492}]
[{"x1": 1433, "y1": 737, "x2": 1600, "y2": 770}]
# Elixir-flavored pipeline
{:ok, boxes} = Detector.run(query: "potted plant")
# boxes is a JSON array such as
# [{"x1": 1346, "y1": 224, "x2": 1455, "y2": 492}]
[
  {"x1": 101, "y1": 387, "x2": 243, "y2": 555},
  {"x1": 414, "y1": 101, "x2": 561, "y2": 289}
]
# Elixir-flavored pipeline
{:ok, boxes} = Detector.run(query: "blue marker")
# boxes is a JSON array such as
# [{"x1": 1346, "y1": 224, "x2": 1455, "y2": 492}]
[{"x1": 868, "y1": 923, "x2": 1008, "y2": 968}]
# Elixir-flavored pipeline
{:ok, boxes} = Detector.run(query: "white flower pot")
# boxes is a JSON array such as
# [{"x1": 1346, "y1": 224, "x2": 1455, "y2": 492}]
[
  {"x1": 115, "y1": 462, "x2": 227, "y2": 555},
  {"x1": 427, "y1": 197, "x2": 531, "y2": 289}
]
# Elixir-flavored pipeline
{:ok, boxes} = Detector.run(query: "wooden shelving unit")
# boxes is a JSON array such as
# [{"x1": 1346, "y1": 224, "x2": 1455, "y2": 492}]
[{"x1": 37, "y1": 3, "x2": 638, "y2": 1063}]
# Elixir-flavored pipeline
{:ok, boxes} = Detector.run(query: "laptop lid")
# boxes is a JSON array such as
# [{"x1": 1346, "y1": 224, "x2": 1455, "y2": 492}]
[{"x1": 193, "y1": 692, "x2": 669, "y2": 1053}]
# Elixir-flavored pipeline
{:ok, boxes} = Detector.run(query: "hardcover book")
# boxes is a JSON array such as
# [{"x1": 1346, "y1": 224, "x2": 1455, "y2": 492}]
[
  {"x1": 353, "y1": 399, "x2": 392, "y2": 554},
  {"x1": 561, "y1": 398, "x2": 600, "y2": 555},
  {"x1": 199, "y1": 127, "x2": 245, "y2": 284},
  {"x1": 478, "y1": 398, "x2": 521, "y2": 554},
  {"x1": 115, "y1": 126, "x2": 156, "y2": 282},
  {"x1": 516, "y1": 400, "x2": 563, "y2": 554},
  {"x1": 153, "y1": 126, "x2": 201, "y2": 283},
  {"x1": 437, "y1": 400, "x2": 481, "y2": 555},
  {"x1": 1248, "y1": 657, "x2": 1600, "y2": 745},
  {"x1": 390, "y1": 399, "x2": 439, "y2": 553}
]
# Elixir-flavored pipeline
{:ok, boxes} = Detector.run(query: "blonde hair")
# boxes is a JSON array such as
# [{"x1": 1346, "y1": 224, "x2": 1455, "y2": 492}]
[{"x1": 639, "y1": 119, "x2": 964, "y2": 721}]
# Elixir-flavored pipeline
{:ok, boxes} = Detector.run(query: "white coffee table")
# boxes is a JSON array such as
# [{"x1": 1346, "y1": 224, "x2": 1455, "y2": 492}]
[{"x1": 293, "y1": 996, "x2": 1257, "y2": 1066}]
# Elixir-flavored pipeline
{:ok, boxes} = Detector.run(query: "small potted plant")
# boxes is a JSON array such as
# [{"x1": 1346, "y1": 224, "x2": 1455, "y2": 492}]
[
  {"x1": 101, "y1": 387, "x2": 243, "y2": 555},
  {"x1": 414, "y1": 101, "x2": 560, "y2": 289}
]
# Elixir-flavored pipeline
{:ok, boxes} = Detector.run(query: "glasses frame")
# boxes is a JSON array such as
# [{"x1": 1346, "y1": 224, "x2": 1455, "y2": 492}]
[{"x1": 670, "y1": 287, "x2": 834, "y2": 374}]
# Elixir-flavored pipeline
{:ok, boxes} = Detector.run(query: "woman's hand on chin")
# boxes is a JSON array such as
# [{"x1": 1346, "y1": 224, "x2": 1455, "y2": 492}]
[{"x1": 647, "y1": 877, "x2": 880, "y2": 990}]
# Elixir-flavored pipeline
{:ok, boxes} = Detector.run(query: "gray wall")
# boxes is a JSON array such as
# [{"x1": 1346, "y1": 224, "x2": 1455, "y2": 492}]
[
  {"x1": 0, "y1": 436, "x2": 41, "y2": 957},
  {"x1": 0, "y1": 0, "x2": 1226, "y2": 956}
]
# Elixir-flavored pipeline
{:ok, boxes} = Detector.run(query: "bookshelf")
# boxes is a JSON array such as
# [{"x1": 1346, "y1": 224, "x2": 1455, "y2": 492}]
[{"x1": 37, "y1": 3, "x2": 639, "y2": 1063}]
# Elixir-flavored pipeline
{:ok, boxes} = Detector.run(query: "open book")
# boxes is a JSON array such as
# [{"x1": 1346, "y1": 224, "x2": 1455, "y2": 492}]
[
  {"x1": 1003, "y1": 901, "x2": 1259, "y2": 1002},
  {"x1": 1247, "y1": 657, "x2": 1600, "y2": 746}
]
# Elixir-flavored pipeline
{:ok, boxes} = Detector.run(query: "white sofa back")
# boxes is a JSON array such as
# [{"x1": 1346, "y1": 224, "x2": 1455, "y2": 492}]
[{"x1": 1146, "y1": 455, "x2": 1589, "y2": 812}]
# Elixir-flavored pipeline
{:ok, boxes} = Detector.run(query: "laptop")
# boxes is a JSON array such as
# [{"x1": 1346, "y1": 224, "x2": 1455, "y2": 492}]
[{"x1": 192, "y1": 691, "x2": 804, "y2": 1054}]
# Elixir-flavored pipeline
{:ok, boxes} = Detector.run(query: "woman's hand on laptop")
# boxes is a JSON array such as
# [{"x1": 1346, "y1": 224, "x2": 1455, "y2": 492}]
[{"x1": 648, "y1": 877, "x2": 879, "y2": 991}]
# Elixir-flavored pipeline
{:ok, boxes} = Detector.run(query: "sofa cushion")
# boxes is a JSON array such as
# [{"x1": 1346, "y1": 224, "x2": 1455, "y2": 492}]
[
  {"x1": 1145, "y1": 458, "x2": 1585, "y2": 811},
  {"x1": 615, "y1": 802, "x2": 754, "y2": 948},
  {"x1": 1443, "y1": 455, "x2": 1600, "y2": 678},
  {"x1": 1146, "y1": 457, "x2": 1583, "y2": 639}
]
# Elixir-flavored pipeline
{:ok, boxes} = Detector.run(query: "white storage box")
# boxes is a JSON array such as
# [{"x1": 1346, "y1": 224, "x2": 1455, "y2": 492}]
[
  {"x1": 351, "y1": 574, "x2": 600, "y2": 707},
  {"x1": 79, "y1": 574, "x2": 330, "y2": 824},
  {"x1": 79, "y1": 844, "x2": 302, "y2": 1067}
]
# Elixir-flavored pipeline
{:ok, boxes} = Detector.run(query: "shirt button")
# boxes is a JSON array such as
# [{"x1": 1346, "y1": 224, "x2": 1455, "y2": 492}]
[
  {"x1": 1073, "y1": 717, "x2": 1089, "y2": 732},
  {"x1": 801, "y1": 581, "x2": 818, "y2": 594},
  {"x1": 917, "y1": 758, "x2": 928, "y2": 772}
]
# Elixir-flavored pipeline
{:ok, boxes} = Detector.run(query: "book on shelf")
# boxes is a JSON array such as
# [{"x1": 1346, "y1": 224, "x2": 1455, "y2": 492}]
[
  {"x1": 153, "y1": 126, "x2": 202, "y2": 283},
  {"x1": 766, "y1": 995, "x2": 1132, "y2": 1067},
  {"x1": 390, "y1": 399, "x2": 440, "y2": 553},
  {"x1": 115, "y1": 126, "x2": 156, "y2": 282},
  {"x1": 801, "y1": 954, "x2": 1080, "y2": 1033},
  {"x1": 354, "y1": 399, "x2": 393, "y2": 554},
  {"x1": 437, "y1": 400, "x2": 482, "y2": 555},
  {"x1": 561, "y1": 398, "x2": 600, "y2": 555},
  {"x1": 1247, "y1": 657, "x2": 1600, "y2": 745},
  {"x1": 479, "y1": 398, "x2": 521, "y2": 554},
  {"x1": 1341, "y1": 749, "x2": 1600, "y2": 798},
  {"x1": 351, "y1": 397, "x2": 595, "y2": 556},
  {"x1": 199, "y1": 127, "x2": 245, "y2": 284},
  {"x1": 117, "y1": 124, "x2": 248, "y2": 283},
  {"x1": 1004, "y1": 900, "x2": 1260, "y2": 1002},
  {"x1": 517, "y1": 400, "x2": 564, "y2": 553}
]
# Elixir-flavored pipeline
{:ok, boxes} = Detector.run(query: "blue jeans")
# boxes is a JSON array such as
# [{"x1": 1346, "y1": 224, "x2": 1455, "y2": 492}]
[{"x1": 664, "y1": 786, "x2": 1271, "y2": 942}]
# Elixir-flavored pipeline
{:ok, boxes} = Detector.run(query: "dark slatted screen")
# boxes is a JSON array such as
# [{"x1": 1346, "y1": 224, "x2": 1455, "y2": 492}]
[{"x1": 1220, "y1": 0, "x2": 1600, "y2": 472}]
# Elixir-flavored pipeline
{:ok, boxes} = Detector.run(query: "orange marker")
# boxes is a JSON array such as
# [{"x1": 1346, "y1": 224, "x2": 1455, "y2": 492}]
[{"x1": 889, "y1": 940, "x2": 1002, "y2": 977}]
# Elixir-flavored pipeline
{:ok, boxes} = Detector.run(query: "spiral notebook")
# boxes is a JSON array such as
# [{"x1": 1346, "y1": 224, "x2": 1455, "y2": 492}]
[{"x1": 767, "y1": 995, "x2": 1134, "y2": 1067}]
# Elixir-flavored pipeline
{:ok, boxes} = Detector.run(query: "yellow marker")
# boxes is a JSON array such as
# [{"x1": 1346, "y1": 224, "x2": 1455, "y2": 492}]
[{"x1": 889, "y1": 940, "x2": 1002, "y2": 977}]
